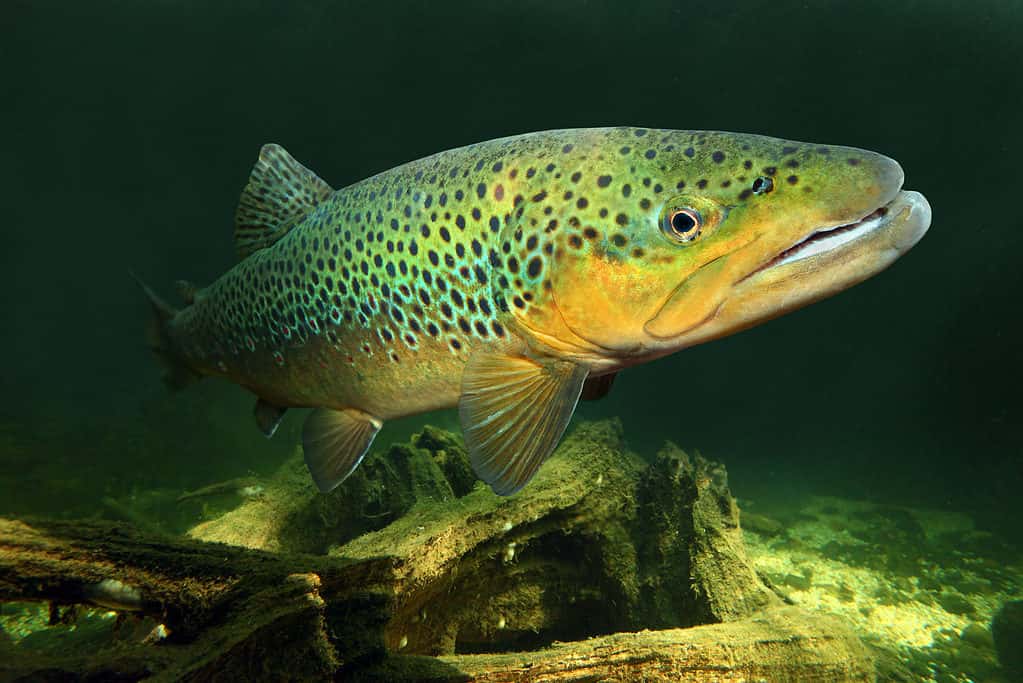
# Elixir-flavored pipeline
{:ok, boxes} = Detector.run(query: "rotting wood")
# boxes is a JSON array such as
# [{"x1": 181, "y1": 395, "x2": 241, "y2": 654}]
[{"x1": 0, "y1": 420, "x2": 872, "y2": 681}]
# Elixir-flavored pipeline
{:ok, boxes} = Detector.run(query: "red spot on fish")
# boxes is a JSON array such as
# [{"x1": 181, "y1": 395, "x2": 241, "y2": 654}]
[{"x1": 494, "y1": 184, "x2": 504, "y2": 201}]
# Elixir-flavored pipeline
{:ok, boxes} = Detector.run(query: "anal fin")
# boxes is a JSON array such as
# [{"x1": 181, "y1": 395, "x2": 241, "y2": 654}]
[
  {"x1": 254, "y1": 398, "x2": 287, "y2": 438},
  {"x1": 459, "y1": 351, "x2": 588, "y2": 496},
  {"x1": 302, "y1": 408, "x2": 382, "y2": 493}
]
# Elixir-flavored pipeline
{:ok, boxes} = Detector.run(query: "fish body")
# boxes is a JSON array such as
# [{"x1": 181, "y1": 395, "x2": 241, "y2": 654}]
[{"x1": 142, "y1": 127, "x2": 930, "y2": 495}]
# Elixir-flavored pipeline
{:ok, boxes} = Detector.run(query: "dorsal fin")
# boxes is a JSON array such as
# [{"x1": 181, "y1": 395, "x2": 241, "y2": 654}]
[{"x1": 233, "y1": 144, "x2": 334, "y2": 259}]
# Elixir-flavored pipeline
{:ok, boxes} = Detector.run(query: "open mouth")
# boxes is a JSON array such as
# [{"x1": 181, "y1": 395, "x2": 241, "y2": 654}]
[{"x1": 745, "y1": 199, "x2": 898, "y2": 280}]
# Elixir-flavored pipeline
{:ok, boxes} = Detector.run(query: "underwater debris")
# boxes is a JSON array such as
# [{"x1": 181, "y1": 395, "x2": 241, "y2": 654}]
[
  {"x1": 1, "y1": 421, "x2": 876, "y2": 681},
  {"x1": 83, "y1": 579, "x2": 143, "y2": 612},
  {"x1": 176, "y1": 475, "x2": 263, "y2": 503}
]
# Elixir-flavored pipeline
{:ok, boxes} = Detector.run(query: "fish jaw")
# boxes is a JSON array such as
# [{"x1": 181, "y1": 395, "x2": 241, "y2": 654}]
[{"x1": 643, "y1": 188, "x2": 931, "y2": 350}]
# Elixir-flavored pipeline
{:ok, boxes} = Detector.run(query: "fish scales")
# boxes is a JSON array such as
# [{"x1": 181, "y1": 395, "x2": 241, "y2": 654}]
[
  {"x1": 142, "y1": 127, "x2": 931, "y2": 495},
  {"x1": 175, "y1": 129, "x2": 689, "y2": 414}
]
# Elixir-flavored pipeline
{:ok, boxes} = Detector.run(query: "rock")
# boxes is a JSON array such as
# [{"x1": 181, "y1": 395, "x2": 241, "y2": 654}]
[
  {"x1": 937, "y1": 590, "x2": 975, "y2": 616},
  {"x1": 960, "y1": 622, "x2": 994, "y2": 649},
  {"x1": 992, "y1": 599, "x2": 1023, "y2": 676}
]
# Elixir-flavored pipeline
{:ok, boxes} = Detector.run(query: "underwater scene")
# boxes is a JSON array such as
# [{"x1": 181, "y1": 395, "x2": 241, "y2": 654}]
[{"x1": 2, "y1": 1, "x2": 1020, "y2": 681}]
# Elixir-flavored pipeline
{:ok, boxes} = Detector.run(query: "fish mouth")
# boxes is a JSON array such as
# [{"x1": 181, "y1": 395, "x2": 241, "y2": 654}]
[{"x1": 741, "y1": 190, "x2": 930, "y2": 282}]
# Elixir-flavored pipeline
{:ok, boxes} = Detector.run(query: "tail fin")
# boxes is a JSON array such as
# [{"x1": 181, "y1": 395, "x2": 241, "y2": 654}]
[{"x1": 132, "y1": 273, "x2": 201, "y2": 391}]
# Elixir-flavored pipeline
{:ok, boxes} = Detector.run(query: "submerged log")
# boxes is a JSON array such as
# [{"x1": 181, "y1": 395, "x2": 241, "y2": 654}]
[
  {"x1": 432, "y1": 605, "x2": 874, "y2": 683},
  {"x1": 0, "y1": 516, "x2": 395, "y2": 680},
  {"x1": 0, "y1": 420, "x2": 872, "y2": 680}
]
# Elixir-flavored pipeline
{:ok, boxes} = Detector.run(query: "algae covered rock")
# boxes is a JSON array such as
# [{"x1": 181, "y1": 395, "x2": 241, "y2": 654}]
[{"x1": 992, "y1": 599, "x2": 1023, "y2": 677}]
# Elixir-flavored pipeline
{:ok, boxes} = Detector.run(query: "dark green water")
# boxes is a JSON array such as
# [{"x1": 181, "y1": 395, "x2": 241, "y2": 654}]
[{"x1": 2, "y1": 2, "x2": 1019, "y2": 542}]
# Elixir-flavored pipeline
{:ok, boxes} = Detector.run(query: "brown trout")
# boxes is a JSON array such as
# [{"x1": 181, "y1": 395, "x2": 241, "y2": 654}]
[{"x1": 139, "y1": 128, "x2": 931, "y2": 495}]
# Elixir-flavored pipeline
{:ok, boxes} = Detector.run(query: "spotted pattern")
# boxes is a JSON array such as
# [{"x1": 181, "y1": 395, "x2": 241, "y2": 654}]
[{"x1": 174, "y1": 127, "x2": 866, "y2": 407}]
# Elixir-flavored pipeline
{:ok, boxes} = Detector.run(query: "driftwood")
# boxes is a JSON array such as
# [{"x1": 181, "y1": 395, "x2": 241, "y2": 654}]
[
  {"x1": 0, "y1": 420, "x2": 874, "y2": 681},
  {"x1": 0, "y1": 516, "x2": 395, "y2": 680},
  {"x1": 432, "y1": 606, "x2": 873, "y2": 682}
]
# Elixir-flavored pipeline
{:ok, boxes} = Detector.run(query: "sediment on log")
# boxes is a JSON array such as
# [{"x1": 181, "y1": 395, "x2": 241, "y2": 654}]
[{"x1": 0, "y1": 420, "x2": 872, "y2": 681}]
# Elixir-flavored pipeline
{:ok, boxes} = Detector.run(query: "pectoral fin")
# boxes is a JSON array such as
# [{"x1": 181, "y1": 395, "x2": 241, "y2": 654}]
[
  {"x1": 459, "y1": 351, "x2": 588, "y2": 496},
  {"x1": 302, "y1": 408, "x2": 382, "y2": 493}
]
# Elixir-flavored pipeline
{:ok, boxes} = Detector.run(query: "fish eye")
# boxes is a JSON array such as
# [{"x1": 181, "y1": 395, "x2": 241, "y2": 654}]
[
  {"x1": 663, "y1": 208, "x2": 702, "y2": 243},
  {"x1": 751, "y1": 176, "x2": 774, "y2": 195}
]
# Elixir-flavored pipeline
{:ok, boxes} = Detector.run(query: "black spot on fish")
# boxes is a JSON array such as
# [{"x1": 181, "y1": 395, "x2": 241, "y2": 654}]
[{"x1": 527, "y1": 257, "x2": 542, "y2": 278}]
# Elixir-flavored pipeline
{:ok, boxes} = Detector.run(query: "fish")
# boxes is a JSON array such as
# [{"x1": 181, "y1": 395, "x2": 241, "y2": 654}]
[{"x1": 138, "y1": 127, "x2": 931, "y2": 496}]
